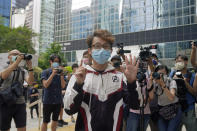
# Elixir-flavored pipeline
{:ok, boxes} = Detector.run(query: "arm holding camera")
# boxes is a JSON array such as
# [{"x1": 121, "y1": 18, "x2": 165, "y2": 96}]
[
  {"x1": 60, "y1": 67, "x2": 66, "y2": 89},
  {"x1": 191, "y1": 42, "x2": 197, "y2": 68},
  {"x1": 0, "y1": 54, "x2": 24, "y2": 80},
  {"x1": 148, "y1": 73, "x2": 155, "y2": 101},
  {"x1": 184, "y1": 75, "x2": 197, "y2": 96},
  {"x1": 25, "y1": 60, "x2": 34, "y2": 85},
  {"x1": 156, "y1": 77, "x2": 176, "y2": 101},
  {"x1": 193, "y1": 74, "x2": 197, "y2": 95},
  {"x1": 148, "y1": 57, "x2": 154, "y2": 73},
  {"x1": 42, "y1": 69, "x2": 58, "y2": 88}
]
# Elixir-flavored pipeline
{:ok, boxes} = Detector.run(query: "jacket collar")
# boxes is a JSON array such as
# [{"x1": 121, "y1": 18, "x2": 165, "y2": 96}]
[{"x1": 85, "y1": 64, "x2": 116, "y2": 75}]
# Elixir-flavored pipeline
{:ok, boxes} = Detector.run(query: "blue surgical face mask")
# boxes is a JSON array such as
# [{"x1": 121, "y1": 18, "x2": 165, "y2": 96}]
[
  {"x1": 52, "y1": 62, "x2": 59, "y2": 68},
  {"x1": 91, "y1": 49, "x2": 111, "y2": 64},
  {"x1": 152, "y1": 59, "x2": 158, "y2": 66},
  {"x1": 11, "y1": 56, "x2": 17, "y2": 62}
]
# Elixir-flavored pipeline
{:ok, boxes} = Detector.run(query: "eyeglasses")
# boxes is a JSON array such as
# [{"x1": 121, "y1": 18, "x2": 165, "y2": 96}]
[{"x1": 92, "y1": 43, "x2": 111, "y2": 50}]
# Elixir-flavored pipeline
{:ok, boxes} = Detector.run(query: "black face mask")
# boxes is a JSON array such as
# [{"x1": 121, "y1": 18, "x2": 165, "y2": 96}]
[{"x1": 113, "y1": 61, "x2": 121, "y2": 68}]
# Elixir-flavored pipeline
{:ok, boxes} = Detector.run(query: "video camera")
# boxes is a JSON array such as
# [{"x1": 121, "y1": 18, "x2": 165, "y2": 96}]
[
  {"x1": 139, "y1": 45, "x2": 157, "y2": 61},
  {"x1": 137, "y1": 45, "x2": 157, "y2": 83},
  {"x1": 117, "y1": 43, "x2": 131, "y2": 55}
]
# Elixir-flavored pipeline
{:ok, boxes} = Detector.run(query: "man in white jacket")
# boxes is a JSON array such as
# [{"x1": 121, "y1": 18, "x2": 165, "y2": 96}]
[{"x1": 64, "y1": 29, "x2": 140, "y2": 131}]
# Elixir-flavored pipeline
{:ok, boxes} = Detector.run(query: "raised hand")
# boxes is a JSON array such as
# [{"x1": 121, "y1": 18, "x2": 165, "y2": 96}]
[
  {"x1": 75, "y1": 66, "x2": 86, "y2": 85},
  {"x1": 26, "y1": 60, "x2": 33, "y2": 70},
  {"x1": 121, "y1": 54, "x2": 139, "y2": 83},
  {"x1": 15, "y1": 54, "x2": 24, "y2": 64},
  {"x1": 192, "y1": 41, "x2": 196, "y2": 50}
]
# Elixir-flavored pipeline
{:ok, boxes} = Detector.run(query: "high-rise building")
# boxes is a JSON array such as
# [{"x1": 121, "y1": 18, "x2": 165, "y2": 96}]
[
  {"x1": 11, "y1": 8, "x2": 26, "y2": 28},
  {"x1": 25, "y1": 0, "x2": 41, "y2": 54},
  {"x1": 12, "y1": 0, "x2": 31, "y2": 9},
  {"x1": 39, "y1": 0, "x2": 55, "y2": 52},
  {"x1": 55, "y1": 0, "x2": 197, "y2": 67},
  {"x1": 0, "y1": 0, "x2": 11, "y2": 26}
]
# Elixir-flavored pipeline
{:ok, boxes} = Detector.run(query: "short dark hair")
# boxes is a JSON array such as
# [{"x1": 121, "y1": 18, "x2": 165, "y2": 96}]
[
  {"x1": 155, "y1": 65, "x2": 169, "y2": 74},
  {"x1": 175, "y1": 54, "x2": 188, "y2": 61},
  {"x1": 83, "y1": 50, "x2": 88, "y2": 57},
  {"x1": 152, "y1": 53, "x2": 158, "y2": 59},
  {"x1": 86, "y1": 29, "x2": 115, "y2": 48},
  {"x1": 50, "y1": 54, "x2": 61, "y2": 63},
  {"x1": 72, "y1": 63, "x2": 78, "y2": 70}
]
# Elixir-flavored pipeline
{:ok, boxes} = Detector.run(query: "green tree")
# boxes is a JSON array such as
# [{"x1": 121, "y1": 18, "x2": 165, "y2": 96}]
[
  {"x1": 0, "y1": 26, "x2": 36, "y2": 54},
  {"x1": 38, "y1": 42, "x2": 66, "y2": 69}
]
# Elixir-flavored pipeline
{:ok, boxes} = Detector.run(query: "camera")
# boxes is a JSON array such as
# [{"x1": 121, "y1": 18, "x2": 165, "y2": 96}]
[
  {"x1": 23, "y1": 54, "x2": 32, "y2": 60},
  {"x1": 113, "y1": 61, "x2": 121, "y2": 68},
  {"x1": 175, "y1": 71, "x2": 184, "y2": 79},
  {"x1": 139, "y1": 45, "x2": 157, "y2": 61},
  {"x1": 117, "y1": 43, "x2": 131, "y2": 55},
  {"x1": 191, "y1": 41, "x2": 197, "y2": 46},
  {"x1": 137, "y1": 45, "x2": 157, "y2": 83},
  {"x1": 136, "y1": 72, "x2": 146, "y2": 83},
  {"x1": 55, "y1": 68, "x2": 63, "y2": 74},
  {"x1": 152, "y1": 72, "x2": 161, "y2": 79}
]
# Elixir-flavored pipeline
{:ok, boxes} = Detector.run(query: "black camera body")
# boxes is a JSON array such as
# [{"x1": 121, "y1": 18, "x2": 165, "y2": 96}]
[
  {"x1": 191, "y1": 41, "x2": 197, "y2": 46},
  {"x1": 55, "y1": 68, "x2": 63, "y2": 74},
  {"x1": 113, "y1": 61, "x2": 121, "y2": 68},
  {"x1": 139, "y1": 45, "x2": 157, "y2": 61},
  {"x1": 23, "y1": 54, "x2": 32, "y2": 60},
  {"x1": 175, "y1": 71, "x2": 184, "y2": 79},
  {"x1": 152, "y1": 72, "x2": 161, "y2": 79},
  {"x1": 137, "y1": 72, "x2": 146, "y2": 83},
  {"x1": 117, "y1": 43, "x2": 131, "y2": 55}
]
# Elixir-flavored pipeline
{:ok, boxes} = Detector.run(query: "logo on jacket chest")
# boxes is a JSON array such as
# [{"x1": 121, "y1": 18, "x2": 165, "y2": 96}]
[{"x1": 112, "y1": 75, "x2": 119, "y2": 82}]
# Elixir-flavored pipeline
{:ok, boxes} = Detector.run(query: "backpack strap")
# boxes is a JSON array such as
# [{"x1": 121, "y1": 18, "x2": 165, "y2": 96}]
[{"x1": 15, "y1": 68, "x2": 21, "y2": 82}]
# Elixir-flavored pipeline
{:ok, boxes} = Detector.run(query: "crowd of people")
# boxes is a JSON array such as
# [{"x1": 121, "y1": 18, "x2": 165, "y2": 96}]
[{"x1": 0, "y1": 29, "x2": 197, "y2": 131}]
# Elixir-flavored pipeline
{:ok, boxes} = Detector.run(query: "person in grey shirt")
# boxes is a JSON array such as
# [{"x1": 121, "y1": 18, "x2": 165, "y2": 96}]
[
  {"x1": 0, "y1": 49, "x2": 34, "y2": 131},
  {"x1": 149, "y1": 65, "x2": 182, "y2": 131}
]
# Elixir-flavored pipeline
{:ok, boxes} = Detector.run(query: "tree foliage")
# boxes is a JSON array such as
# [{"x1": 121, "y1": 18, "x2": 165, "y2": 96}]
[
  {"x1": 0, "y1": 25, "x2": 36, "y2": 54},
  {"x1": 38, "y1": 42, "x2": 66, "y2": 70}
]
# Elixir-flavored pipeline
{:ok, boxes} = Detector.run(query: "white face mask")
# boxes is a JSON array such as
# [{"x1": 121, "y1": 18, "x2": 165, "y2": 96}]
[{"x1": 175, "y1": 62, "x2": 185, "y2": 70}]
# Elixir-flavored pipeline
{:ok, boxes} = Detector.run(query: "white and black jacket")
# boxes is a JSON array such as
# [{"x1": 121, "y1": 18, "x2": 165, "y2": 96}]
[{"x1": 64, "y1": 64, "x2": 139, "y2": 131}]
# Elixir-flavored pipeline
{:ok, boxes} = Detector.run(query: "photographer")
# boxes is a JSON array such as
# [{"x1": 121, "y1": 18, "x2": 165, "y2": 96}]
[
  {"x1": 63, "y1": 29, "x2": 139, "y2": 131},
  {"x1": 41, "y1": 54, "x2": 66, "y2": 131},
  {"x1": 0, "y1": 49, "x2": 34, "y2": 131},
  {"x1": 150, "y1": 65, "x2": 182, "y2": 131},
  {"x1": 126, "y1": 76, "x2": 153, "y2": 131},
  {"x1": 170, "y1": 55, "x2": 197, "y2": 131}
]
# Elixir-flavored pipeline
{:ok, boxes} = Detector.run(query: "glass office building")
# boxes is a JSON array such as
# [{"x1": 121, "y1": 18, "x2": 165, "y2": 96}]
[
  {"x1": 39, "y1": 0, "x2": 55, "y2": 52},
  {"x1": 12, "y1": 0, "x2": 31, "y2": 9},
  {"x1": 55, "y1": 0, "x2": 197, "y2": 65},
  {"x1": 0, "y1": 0, "x2": 11, "y2": 26}
]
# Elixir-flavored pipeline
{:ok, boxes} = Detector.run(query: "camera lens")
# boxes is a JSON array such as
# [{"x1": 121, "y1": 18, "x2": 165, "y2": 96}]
[
  {"x1": 152, "y1": 72, "x2": 160, "y2": 79},
  {"x1": 24, "y1": 54, "x2": 32, "y2": 60}
]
